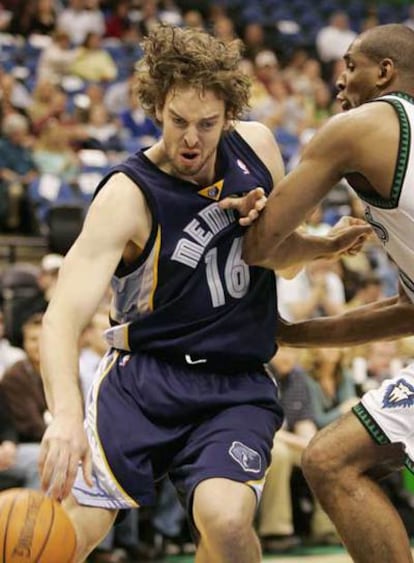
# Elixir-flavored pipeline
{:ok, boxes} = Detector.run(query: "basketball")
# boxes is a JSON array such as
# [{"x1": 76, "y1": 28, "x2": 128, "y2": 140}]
[{"x1": 0, "y1": 488, "x2": 77, "y2": 562}]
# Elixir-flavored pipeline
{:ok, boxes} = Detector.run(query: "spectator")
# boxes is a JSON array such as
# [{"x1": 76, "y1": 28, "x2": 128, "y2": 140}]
[
  {"x1": 33, "y1": 118, "x2": 80, "y2": 183},
  {"x1": 241, "y1": 22, "x2": 269, "y2": 62},
  {"x1": 258, "y1": 347, "x2": 337, "y2": 552},
  {"x1": 0, "y1": 70, "x2": 32, "y2": 114},
  {"x1": 1, "y1": 313, "x2": 48, "y2": 444},
  {"x1": 36, "y1": 29, "x2": 77, "y2": 84},
  {"x1": 119, "y1": 86, "x2": 160, "y2": 150},
  {"x1": 304, "y1": 347, "x2": 358, "y2": 430},
  {"x1": 83, "y1": 103, "x2": 123, "y2": 152},
  {"x1": 28, "y1": 0, "x2": 57, "y2": 36},
  {"x1": 254, "y1": 49, "x2": 280, "y2": 92},
  {"x1": 7, "y1": 0, "x2": 36, "y2": 37},
  {"x1": 104, "y1": 72, "x2": 134, "y2": 116},
  {"x1": 316, "y1": 11, "x2": 356, "y2": 77},
  {"x1": 346, "y1": 273, "x2": 384, "y2": 310},
  {"x1": 0, "y1": 386, "x2": 41, "y2": 490},
  {"x1": 57, "y1": 0, "x2": 105, "y2": 46},
  {"x1": 136, "y1": 0, "x2": 163, "y2": 37},
  {"x1": 70, "y1": 32, "x2": 118, "y2": 83},
  {"x1": 0, "y1": 309, "x2": 25, "y2": 380},
  {"x1": 159, "y1": 0, "x2": 183, "y2": 27},
  {"x1": 79, "y1": 309, "x2": 109, "y2": 401},
  {"x1": 7, "y1": 253, "x2": 63, "y2": 347},
  {"x1": 0, "y1": 113, "x2": 38, "y2": 233},
  {"x1": 278, "y1": 259, "x2": 346, "y2": 322},
  {"x1": 353, "y1": 340, "x2": 401, "y2": 394},
  {"x1": 104, "y1": 0, "x2": 131, "y2": 40},
  {"x1": 182, "y1": 9, "x2": 205, "y2": 30},
  {"x1": 258, "y1": 347, "x2": 313, "y2": 553},
  {"x1": 27, "y1": 79, "x2": 65, "y2": 132},
  {"x1": 212, "y1": 14, "x2": 238, "y2": 43}
]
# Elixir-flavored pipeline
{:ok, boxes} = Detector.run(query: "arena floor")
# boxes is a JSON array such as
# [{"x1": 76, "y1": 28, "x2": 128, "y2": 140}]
[{"x1": 164, "y1": 546, "x2": 414, "y2": 562}]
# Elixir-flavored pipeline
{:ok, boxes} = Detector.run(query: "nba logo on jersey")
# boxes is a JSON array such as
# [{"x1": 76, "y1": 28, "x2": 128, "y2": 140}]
[
  {"x1": 229, "y1": 441, "x2": 261, "y2": 473},
  {"x1": 382, "y1": 378, "x2": 414, "y2": 409},
  {"x1": 236, "y1": 159, "x2": 250, "y2": 175}
]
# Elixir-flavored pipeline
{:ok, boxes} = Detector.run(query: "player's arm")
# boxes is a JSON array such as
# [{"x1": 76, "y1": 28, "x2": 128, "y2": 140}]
[
  {"x1": 39, "y1": 172, "x2": 150, "y2": 499},
  {"x1": 227, "y1": 121, "x2": 370, "y2": 274},
  {"x1": 278, "y1": 287, "x2": 414, "y2": 347},
  {"x1": 241, "y1": 110, "x2": 374, "y2": 267}
]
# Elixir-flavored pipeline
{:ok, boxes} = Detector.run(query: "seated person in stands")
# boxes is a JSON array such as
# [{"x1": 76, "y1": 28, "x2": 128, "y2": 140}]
[
  {"x1": 0, "y1": 385, "x2": 40, "y2": 490},
  {"x1": 1, "y1": 313, "x2": 49, "y2": 444},
  {"x1": 0, "y1": 308, "x2": 25, "y2": 380},
  {"x1": 6, "y1": 253, "x2": 63, "y2": 348},
  {"x1": 0, "y1": 113, "x2": 38, "y2": 233},
  {"x1": 258, "y1": 347, "x2": 339, "y2": 552}
]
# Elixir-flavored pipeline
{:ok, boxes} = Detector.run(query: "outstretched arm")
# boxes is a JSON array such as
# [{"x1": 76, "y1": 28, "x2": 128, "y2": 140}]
[
  {"x1": 240, "y1": 106, "x2": 394, "y2": 267},
  {"x1": 223, "y1": 118, "x2": 372, "y2": 274},
  {"x1": 39, "y1": 172, "x2": 150, "y2": 500},
  {"x1": 277, "y1": 287, "x2": 414, "y2": 347}
]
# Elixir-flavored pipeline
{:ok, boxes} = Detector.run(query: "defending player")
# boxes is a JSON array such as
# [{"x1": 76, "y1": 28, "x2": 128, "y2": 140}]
[{"x1": 224, "y1": 23, "x2": 414, "y2": 563}]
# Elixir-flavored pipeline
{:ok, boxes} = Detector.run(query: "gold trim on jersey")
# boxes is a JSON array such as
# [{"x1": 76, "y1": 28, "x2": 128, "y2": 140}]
[{"x1": 149, "y1": 226, "x2": 161, "y2": 311}]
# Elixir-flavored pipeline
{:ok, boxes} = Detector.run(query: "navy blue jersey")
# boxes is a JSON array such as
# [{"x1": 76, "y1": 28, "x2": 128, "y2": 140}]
[{"x1": 98, "y1": 128, "x2": 277, "y2": 370}]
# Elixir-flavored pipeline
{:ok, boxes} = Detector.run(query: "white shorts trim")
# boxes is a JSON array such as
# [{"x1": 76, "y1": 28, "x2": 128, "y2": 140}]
[{"x1": 72, "y1": 350, "x2": 139, "y2": 510}]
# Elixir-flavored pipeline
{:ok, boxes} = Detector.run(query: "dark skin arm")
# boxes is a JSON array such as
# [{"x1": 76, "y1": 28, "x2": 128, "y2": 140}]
[
  {"x1": 222, "y1": 122, "x2": 372, "y2": 273},
  {"x1": 278, "y1": 285, "x2": 414, "y2": 347},
  {"x1": 240, "y1": 103, "x2": 397, "y2": 266}
]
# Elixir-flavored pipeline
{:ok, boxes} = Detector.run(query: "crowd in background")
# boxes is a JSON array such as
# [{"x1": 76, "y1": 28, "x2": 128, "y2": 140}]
[{"x1": 0, "y1": 1, "x2": 414, "y2": 562}]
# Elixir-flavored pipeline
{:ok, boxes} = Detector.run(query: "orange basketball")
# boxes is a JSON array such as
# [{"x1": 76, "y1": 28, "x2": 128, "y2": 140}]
[{"x1": 0, "y1": 488, "x2": 77, "y2": 562}]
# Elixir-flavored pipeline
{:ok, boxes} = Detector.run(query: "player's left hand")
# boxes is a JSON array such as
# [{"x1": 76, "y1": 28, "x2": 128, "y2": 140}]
[{"x1": 219, "y1": 187, "x2": 267, "y2": 226}]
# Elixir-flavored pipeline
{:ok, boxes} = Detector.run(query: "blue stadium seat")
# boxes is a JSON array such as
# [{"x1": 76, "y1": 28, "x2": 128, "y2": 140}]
[
  {"x1": 274, "y1": 128, "x2": 300, "y2": 166},
  {"x1": 28, "y1": 174, "x2": 77, "y2": 225}
]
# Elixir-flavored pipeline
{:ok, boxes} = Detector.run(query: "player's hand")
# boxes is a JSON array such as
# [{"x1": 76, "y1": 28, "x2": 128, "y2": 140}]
[
  {"x1": 39, "y1": 413, "x2": 92, "y2": 501},
  {"x1": 327, "y1": 216, "x2": 372, "y2": 258},
  {"x1": 219, "y1": 187, "x2": 267, "y2": 226}
]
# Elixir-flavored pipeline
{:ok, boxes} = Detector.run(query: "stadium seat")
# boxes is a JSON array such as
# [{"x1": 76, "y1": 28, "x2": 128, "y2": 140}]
[
  {"x1": 28, "y1": 174, "x2": 77, "y2": 225},
  {"x1": 46, "y1": 203, "x2": 86, "y2": 256}
]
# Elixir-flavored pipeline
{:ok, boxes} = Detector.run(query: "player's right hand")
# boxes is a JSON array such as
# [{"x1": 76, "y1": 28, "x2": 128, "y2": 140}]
[{"x1": 39, "y1": 413, "x2": 92, "y2": 501}]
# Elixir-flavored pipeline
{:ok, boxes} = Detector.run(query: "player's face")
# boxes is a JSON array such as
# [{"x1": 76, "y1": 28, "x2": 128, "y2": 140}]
[
  {"x1": 336, "y1": 38, "x2": 383, "y2": 110},
  {"x1": 156, "y1": 87, "x2": 228, "y2": 183}
]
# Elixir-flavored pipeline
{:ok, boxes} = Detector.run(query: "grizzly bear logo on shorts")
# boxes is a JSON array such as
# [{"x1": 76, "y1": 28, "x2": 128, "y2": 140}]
[{"x1": 228, "y1": 441, "x2": 261, "y2": 473}]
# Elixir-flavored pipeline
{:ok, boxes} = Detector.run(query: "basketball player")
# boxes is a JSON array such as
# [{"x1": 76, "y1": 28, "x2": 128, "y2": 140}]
[
  {"x1": 37, "y1": 25, "x2": 369, "y2": 562},
  {"x1": 225, "y1": 23, "x2": 414, "y2": 563}
]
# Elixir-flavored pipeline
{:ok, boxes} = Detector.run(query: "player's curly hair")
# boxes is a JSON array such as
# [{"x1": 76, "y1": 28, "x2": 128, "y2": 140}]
[{"x1": 133, "y1": 24, "x2": 250, "y2": 124}]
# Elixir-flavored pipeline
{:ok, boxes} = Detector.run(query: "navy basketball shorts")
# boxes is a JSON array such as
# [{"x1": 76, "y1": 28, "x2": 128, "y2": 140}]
[{"x1": 72, "y1": 349, "x2": 284, "y2": 517}]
